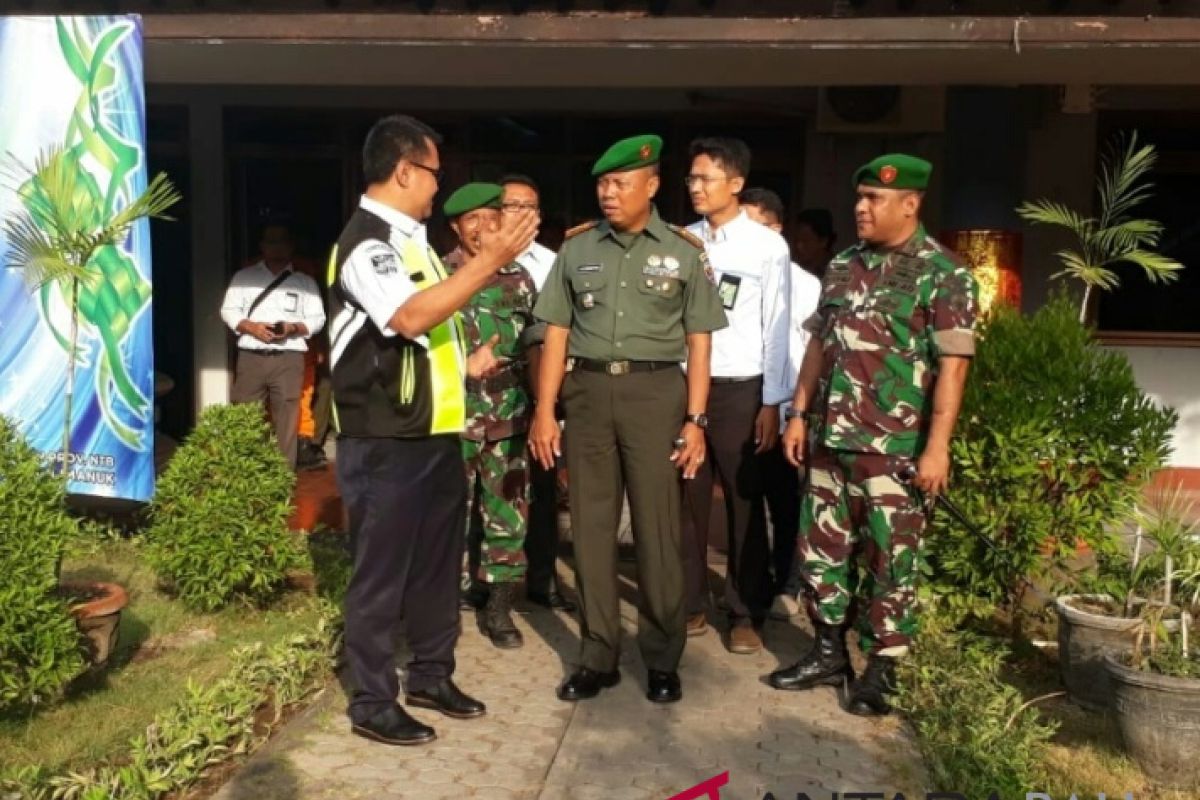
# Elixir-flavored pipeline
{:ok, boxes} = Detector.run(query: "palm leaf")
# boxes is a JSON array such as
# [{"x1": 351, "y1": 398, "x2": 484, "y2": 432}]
[
  {"x1": 1049, "y1": 250, "x2": 1119, "y2": 291},
  {"x1": 1100, "y1": 134, "x2": 1158, "y2": 224},
  {"x1": 3, "y1": 212, "x2": 91, "y2": 289},
  {"x1": 1118, "y1": 250, "x2": 1184, "y2": 284},
  {"x1": 1016, "y1": 200, "x2": 1092, "y2": 233},
  {"x1": 104, "y1": 172, "x2": 181, "y2": 235},
  {"x1": 1090, "y1": 219, "x2": 1163, "y2": 256}
]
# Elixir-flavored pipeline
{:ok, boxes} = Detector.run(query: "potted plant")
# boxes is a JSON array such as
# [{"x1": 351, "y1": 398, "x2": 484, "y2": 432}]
[
  {"x1": 1103, "y1": 512, "x2": 1200, "y2": 787},
  {"x1": 1056, "y1": 485, "x2": 1197, "y2": 710},
  {"x1": 3, "y1": 145, "x2": 180, "y2": 474},
  {"x1": 1017, "y1": 131, "x2": 1182, "y2": 324}
]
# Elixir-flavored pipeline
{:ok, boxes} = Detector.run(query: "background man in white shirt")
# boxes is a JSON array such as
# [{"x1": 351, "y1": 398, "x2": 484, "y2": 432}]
[
  {"x1": 220, "y1": 221, "x2": 326, "y2": 468},
  {"x1": 682, "y1": 138, "x2": 790, "y2": 655},
  {"x1": 741, "y1": 192, "x2": 827, "y2": 620}
]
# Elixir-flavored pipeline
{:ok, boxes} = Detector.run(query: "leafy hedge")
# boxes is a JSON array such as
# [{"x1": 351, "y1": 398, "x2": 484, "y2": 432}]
[
  {"x1": 896, "y1": 606, "x2": 1058, "y2": 796},
  {"x1": 0, "y1": 602, "x2": 340, "y2": 800},
  {"x1": 146, "y1": 404, "x2": 303, "y2": 611},
  {"x1": 925, "y1": 296, "x2": 1176, "y2": 612},
  {"x1": 0, "y1": 416, "x2": 83, "y2": 712}
]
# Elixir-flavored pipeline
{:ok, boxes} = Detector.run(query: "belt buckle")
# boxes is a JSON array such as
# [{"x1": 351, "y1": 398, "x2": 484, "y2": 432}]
[{"x1": 606, "y1": 360, "x2": 630, "y2": 376}]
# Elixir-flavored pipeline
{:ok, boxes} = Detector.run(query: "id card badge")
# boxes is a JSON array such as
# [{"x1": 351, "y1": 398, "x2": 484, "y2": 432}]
[
  {"x1": 717, "y1": 274, "x2": 741, "y2": 310},
  {"x1": 284, "y1": 291, "x2": 300, "y2": 313}
]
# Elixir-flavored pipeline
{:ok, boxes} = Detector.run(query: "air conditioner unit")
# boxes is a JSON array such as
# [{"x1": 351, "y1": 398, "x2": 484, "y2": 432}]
[{"x1": 816, "y1": 86, "x2": 946, "y2": 134}]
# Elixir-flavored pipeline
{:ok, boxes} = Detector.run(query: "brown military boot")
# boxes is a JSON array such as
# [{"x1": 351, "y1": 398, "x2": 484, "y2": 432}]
[{"x1": 481, "y1": 582, "x2": 523, "y2": 649}]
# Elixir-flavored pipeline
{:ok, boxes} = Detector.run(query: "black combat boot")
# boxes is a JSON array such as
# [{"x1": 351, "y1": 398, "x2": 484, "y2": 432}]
[
  {"x1": 846, "y1": 654, "x2": 898, "y2": 716},
  {"x1": 768, "y1": 622, "x2": 851, "y2": 691},
  {"x1": 481, "y1": 582, "x2": 523, "y2": 649}
]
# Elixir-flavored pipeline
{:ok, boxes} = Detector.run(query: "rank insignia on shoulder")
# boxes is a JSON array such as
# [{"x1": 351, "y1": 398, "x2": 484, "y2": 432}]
[
  {"x1": 565, "y1": 220, "x2": 600, "y2": 240},
  {"x1": 670, "y1": 225, "x2": 705, "y2": 250}
]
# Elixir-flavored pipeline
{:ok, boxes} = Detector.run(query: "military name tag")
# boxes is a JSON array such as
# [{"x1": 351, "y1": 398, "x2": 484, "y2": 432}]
[{"x1": 577, "y1": 263, "x2": 603, "y2": 273}]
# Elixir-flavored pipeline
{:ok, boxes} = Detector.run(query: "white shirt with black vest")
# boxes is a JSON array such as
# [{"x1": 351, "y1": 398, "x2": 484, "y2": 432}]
[
  {"x1": 686, "y1": 210, "x2": 791, "y2": 406},
  {"x1": 220, "y1": 261, "x2": 325, "y2": 352}
]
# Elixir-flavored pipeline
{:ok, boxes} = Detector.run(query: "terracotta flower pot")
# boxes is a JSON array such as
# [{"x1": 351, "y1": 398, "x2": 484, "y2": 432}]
[{"x1": 62, "y1": 581, "x2": 129, "y2": 668}]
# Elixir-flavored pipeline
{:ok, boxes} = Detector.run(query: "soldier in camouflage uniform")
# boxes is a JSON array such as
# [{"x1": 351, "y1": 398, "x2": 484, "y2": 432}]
[
  {"x1": 769, "y1": 155, "x2": 978, "y2": 716},
  {"x1": 443, "y1": 183, "x2": 541, "y2": 649}
]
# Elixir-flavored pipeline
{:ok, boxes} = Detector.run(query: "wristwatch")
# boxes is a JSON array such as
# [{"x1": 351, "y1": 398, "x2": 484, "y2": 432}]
[
  {"x1": 684, "y1": 412, "x2": 709, "y2": 429},
  {"x1": 783, "y1": 406, "x2": 808, "y2": 422}
]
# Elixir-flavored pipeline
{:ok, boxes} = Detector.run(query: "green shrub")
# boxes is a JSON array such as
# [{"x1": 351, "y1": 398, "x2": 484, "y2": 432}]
[
  {"x1": 926, "y1": 296, "x2": 1176, "y2": 612},
  {"x1": 0, "y1": 416, "x2": 84, "y2": 712},
  {"x1": 895, "y1": 605, "x2": 1058, "y2": 795},
  {"x1": 146, "y1": 404, "x2": 303, "y2": 612}
]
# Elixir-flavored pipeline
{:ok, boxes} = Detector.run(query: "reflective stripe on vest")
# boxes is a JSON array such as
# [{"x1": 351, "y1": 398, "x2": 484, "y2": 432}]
[{"x1": 401, "y1": 239, "x2": 466, "y2": 435}]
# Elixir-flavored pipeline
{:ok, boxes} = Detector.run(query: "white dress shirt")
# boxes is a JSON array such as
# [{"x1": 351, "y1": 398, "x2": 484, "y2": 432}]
[
  {"x1": 329, "y1": 195, "x2": 464, "y2": 361},
  {"x1": 220, "y1": 261, "x2": 325, "y2": 352},
  {"x1": 686, "y1": 210, "x2": 791, "y2": 405},
  {"x1": 516, "y1": 241, "x2": 557, "y2": 291},
  {"x1": 781, "y1": 261, "x2": 823, "y2": 419}
]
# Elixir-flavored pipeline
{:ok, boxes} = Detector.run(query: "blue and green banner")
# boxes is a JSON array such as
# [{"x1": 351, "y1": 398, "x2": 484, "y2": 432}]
[{"x1": 0, "y1": 16, "x2": 154, "y2": 501}]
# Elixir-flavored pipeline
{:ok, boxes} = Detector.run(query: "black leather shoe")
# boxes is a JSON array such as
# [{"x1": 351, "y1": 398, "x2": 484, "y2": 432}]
[
  {"x1": 461, "y1": 583, "x2": 489, "y2": 611},
  {"x1": 527, "y1": 589, "x2": 577, "y2": 613},
  {"x1": 646, "y1": 670, "x2": 682, "y2": 704},
  {"x1": 846, "y1": 654, "x2": 897, "y2": 717},
  {"x1": 350, "y1": 705, "x2": 436, "y2": 746},
  {"x1": 404, "y1": 679, "x2": 487, "y2": 719},
  {"x1": 768, "y1": 623, "x2": 852, "y2": 691},
  {"x1": 556, "y1": 668, "x2": 620, "y2": 702}
]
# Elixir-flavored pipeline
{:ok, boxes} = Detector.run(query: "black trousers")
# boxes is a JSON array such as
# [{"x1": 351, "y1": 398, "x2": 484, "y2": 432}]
[
  {"x1": 762, "y1": 444, "x2": 804, "y2": 596},
  {"x1": 682, "y1": 378, "x2": 771, "y2": 623},
  {"x1": 338, "y1": 435, "x2": 466, "y2": 723},
  {"x1": 524, "y1": 458, "x2": 560, "y2": 595}
]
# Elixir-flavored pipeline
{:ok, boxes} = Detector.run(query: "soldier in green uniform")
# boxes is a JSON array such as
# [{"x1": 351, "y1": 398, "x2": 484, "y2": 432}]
[
  {"x1": 529, "y1": 135, "x2": 728, "y2": 705},
  {"x1": 769, "y1": 154, "x2": 978, "y2": 716},
  {"x1": 443, "y1": 182, "x2": 540, "y2": 650}
]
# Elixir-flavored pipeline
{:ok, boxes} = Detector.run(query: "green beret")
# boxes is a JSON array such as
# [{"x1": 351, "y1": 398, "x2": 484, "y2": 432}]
[
  {"x1": 852, "y1": 154, "x2": 932, "y2": 191},
  {"x1": 443, "y1": 182, "x2": 502, "y2": 218},
  {"x1": 591, "y1": 134, "x2": 663, "y2": 177}
]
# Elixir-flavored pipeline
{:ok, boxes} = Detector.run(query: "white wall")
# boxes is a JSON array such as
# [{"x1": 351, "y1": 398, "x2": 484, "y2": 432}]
[{"x1": 1110, "y1": 346, "x2": 1200, "y2": 469}]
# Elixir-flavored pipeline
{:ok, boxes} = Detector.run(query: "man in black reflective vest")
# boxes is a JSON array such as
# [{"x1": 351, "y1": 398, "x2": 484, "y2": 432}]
[{"x1": 327, "y1": 115, "x2": 538, "y2": 746}]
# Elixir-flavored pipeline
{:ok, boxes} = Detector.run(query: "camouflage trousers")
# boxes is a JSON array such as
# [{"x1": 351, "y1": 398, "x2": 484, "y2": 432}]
[
  {"x1": 797, "y1": 445, "x2": 927, "y2": 656},
  {"x1": 463, "y1": 435, "x2": 531, "y2": 584}
]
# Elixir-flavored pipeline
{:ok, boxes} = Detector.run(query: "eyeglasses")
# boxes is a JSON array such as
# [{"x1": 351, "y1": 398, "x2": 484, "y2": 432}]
[
  {"x1": 409, "y1": 161, "x2": 444, "y2": 183},
  {"x1": 501, "y1": 201, "x2": 540, "y2": 212},
  {"x1": 684, "y1": 175, "x2": 730, "y2": 188}
]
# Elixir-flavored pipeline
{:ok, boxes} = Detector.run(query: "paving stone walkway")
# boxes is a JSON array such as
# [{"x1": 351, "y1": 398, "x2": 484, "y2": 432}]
[{"x1": 212, "y1": 561, "x2": 923, "y2": 800}]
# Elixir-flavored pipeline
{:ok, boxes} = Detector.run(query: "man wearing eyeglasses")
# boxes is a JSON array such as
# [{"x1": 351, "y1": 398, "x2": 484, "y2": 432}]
[
  {"x1": 681, "y1": 138, "x2": 791, "y2": 657},
  {"x1": 327, "y1": 115, "x2": 538, "y2": 747},
  {"x1": 497, "y1": 174, "x2": 578, "y2": 616}
]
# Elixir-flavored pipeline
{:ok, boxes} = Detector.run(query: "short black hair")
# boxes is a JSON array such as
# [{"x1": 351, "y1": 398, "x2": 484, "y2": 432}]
[
  {"x1": 362, "y1": 115, "x2": 443, "y2": 185},
  {"x1": 257, "y1": 216, "x2": 292, "y2": 242},
  {"x1": 500, "y1": 173, "x2": 540, "y2": 195},
  {"x1": 688, "y1": 136, "x2": 752, "y2": 179},
  {"x1": 739, "y1": 187, "x2": 785, "y2": 225},
  {"x1": 795, "y1": 208, "x2": 836, "y2": 247}
]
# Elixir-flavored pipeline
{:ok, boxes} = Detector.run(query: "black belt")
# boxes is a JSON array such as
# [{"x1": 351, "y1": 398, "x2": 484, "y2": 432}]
[
  {"x1": 711, "y1": 375, "x2": 762, "y2": 385},
  {"x1": 239, "y1": 349, "x2": 295, "y2": 357},
  {"x1": 571, "y1": 358, "x2": 678, "y2": 376}
]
